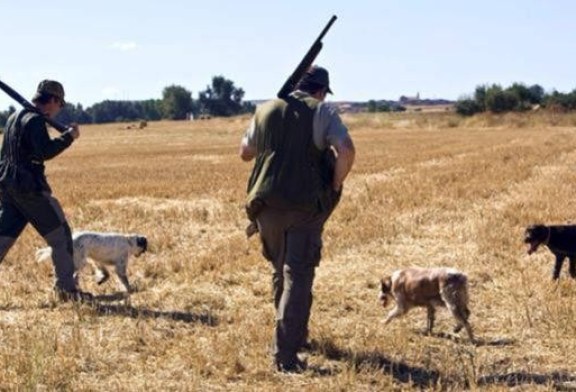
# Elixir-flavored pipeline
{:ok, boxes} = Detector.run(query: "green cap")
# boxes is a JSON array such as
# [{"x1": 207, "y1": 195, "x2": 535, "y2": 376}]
[{"x1": 32, "y1": 80, "x2": 65, "y2": 104}]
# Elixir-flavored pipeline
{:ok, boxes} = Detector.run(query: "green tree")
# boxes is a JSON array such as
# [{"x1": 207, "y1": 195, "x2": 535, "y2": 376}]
[
  {"x1": 508, "y1": 83, "x2": 532, "y2": 104},
  {"x1": 528, "y1": 84, "x2": 545, "y2": 104},
  {"x1": 198, "y1": 76, "x2": 248, "y2": 117},
  {"x1": 544, "y1": 89, "x2": 576, "y2": 111},
  {"x1": 367, "y1": 100, "x2": 377, "y2": 113},
  {"x1": 162, "y1": 85, "x2": 194, "y2": 120},
  {"x1": 474, "y1": 85, "x2": 488, "y2": 111},
  {"x1": 140, "y1": 99, "x2": 163, "y2": 121},
  {"x1": 506, "y1": 83, "x2": 544, "y2": 111},
  {"x1": 487, "y1": 91, "x2": 518, "y2": 113},
  {"x1": 57, "y1": 103, "x2": 92, "y2": 124},
  {"x1": 366, "y1": 100, "x2": 392, "y2": 113},
  {"x1": 482, "y1": 84, "x2": 517, "y2": 113},
  {"x1": 455, "y1": 99, "x2": 482, "y2": 116}
]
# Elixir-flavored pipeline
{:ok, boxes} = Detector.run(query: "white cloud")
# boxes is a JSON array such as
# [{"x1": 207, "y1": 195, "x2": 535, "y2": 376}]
[{"x1": 110, "y1": 41, "x2": 138, "y2": 51}]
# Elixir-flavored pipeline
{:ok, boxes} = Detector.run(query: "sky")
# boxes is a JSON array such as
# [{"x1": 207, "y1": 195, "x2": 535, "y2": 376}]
[{"x1": 1, "y1": 0, "x2": 576, "y2": 110}]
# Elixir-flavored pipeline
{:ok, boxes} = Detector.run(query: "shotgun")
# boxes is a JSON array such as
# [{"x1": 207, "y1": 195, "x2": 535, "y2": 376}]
[
  {"x1": 277, "y1": 15, "x2": 337, "y2": 100},
  {"x1": 0, "y1": 79, "x2": 69, "y2": 133}
]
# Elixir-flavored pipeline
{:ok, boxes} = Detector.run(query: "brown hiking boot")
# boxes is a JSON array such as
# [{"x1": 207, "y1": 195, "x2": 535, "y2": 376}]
[{"x1": 274, "y1": 357, "x2": 307, "y2": 374}]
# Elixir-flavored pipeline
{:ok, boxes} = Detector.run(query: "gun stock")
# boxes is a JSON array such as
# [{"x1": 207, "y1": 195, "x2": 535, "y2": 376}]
[
  {"x1": 277, "y1": 15, "x2": 337, "y2": 99},
  {"x1": 0, "y1": 79, "x2": 69, "y2": 133}
]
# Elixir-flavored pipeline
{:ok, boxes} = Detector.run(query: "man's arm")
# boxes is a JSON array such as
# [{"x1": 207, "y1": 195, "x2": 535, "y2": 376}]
[
  {"x1": 239, "y1": 118, "x2": 257, "y2": 161},
  {"x1": 314, "y1": 103, "x2": 355, "y2": 191},
  {"x1": 27, "y1": 115, "x2": 77, "y2": 161},
  {"x1": 331, "y1": 135, "x2": 355, "y2": 191}
]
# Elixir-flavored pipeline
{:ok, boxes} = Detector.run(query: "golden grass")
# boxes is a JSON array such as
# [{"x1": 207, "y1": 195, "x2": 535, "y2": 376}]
[{"x1": 2, "y1": 112, "x2": 576, "y2": 390}]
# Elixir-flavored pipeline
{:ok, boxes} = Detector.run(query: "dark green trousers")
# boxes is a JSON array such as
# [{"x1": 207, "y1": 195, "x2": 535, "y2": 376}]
[
  {"x1": 0, "y1": 188, "x2": 76, "y2": 292},
  {"x1": 256, "y1": 205, "x2": 330, "y2": 366}
]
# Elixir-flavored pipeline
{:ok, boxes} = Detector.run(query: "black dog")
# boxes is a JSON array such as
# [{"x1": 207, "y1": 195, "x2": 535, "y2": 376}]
[{"x1": 524, "y1": 224, "x2": 576, "y2": 280}]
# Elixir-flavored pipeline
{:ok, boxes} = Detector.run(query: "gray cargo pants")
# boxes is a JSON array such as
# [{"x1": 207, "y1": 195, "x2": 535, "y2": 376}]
[
  {"x1": 0, "y1": 188, "x2": 76, "y2": 292},
  {"x1": 256, "y1": 204, "x2": 330, "y2": 366}
]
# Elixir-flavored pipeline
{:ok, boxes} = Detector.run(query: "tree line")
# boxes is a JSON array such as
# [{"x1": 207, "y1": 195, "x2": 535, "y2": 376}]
[
  {"x1": 0, "y1": 75, "x2": 255, "y2": 127},
  {"x1": 455, "y1": 83, "x2": 576, "y2": 116}
]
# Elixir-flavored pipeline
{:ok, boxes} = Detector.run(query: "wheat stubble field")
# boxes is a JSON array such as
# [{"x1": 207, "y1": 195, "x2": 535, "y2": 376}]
[{"x1": 2, "y1": 112, "x2": 576, "y2": 390}]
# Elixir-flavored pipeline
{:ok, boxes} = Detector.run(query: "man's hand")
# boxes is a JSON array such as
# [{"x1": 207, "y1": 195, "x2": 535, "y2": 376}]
[
  {"x1": 239, "y1": 118, "x2": 257, "y2": 161},
  {"x1": 239, "y1": 142, "x2": 256, "y2": 161},
  {"x1": 69, "y1": 123, "x2": 80, "y2": 140}
]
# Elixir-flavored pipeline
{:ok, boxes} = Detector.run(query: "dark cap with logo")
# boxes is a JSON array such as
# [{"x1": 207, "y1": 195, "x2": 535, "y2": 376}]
[
  {"x1": 299, "y1": 65, "x2": 333, "y2": 94},
  {"x1": 32, "y1": 80, "x2": 65, "y2": 104}
]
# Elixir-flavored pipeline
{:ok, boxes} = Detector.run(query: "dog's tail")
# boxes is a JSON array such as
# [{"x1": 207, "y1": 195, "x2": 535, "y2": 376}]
[{"x1": 35, "y1": 247, "x2": 53, "y2": 263}]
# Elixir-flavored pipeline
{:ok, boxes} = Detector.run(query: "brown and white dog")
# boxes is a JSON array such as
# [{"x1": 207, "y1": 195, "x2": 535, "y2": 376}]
[{"x1": 379, "y1": 267, "x2": 474, "y2": 342}]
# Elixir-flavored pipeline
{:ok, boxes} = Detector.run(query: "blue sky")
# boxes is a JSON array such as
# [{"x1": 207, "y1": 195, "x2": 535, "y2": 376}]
[{"x1": 1, "y1": 0, "x2": 575, "y2": 109}]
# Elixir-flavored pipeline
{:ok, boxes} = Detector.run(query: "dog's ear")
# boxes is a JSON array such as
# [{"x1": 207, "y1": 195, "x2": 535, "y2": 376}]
[
  {"x1": 524, "y1": 225, "x2": 534, "y2": 241},
  {"x1": 525, "y1": 224, "x2": 545, "y2": 239},
  {"x1": 533, "y1": 224, "x2": 548, "y2": 239},
  {"x1": 136, "y1": 236, "x2": 148, "y2": 251},
  {"x1": 380, "y1": 276, "x2": 392, "y2": 294}
]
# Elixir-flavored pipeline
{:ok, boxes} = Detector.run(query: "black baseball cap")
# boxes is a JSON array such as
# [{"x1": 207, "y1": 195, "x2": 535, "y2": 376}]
[
  {"x1": 300, "y1": 65, "x2": 333, "y2": 94},
  {"x1": 32, "y1": 80, "x2": 66, "y2": 104}
]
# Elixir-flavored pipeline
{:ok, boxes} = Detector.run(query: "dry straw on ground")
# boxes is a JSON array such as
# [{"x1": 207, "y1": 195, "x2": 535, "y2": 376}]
[{"x1": 1, "y1": 112, "x2": 576, "y2": 390}]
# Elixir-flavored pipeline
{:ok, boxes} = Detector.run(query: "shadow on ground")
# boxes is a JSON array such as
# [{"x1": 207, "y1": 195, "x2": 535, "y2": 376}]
[
  {"x1": 309, "y1": 338, "x2": 575, "y2": 389},
  {"x1": 426, "y1": 331, "x2": 516, "y2": 347},
  {"x1": 309, "y1": 338, "x2": 440, "y2": 388},
  {"x1": 477, "y1": 371, "x2": 576, "y2": 390},
  {"x1": 85, "y1": 292, "x2": 218, "y2": 326}
]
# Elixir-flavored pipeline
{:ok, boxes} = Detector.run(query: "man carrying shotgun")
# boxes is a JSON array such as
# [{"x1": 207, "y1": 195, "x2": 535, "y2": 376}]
[
  {"x1": 0, "y1": 80, "x2": 92, "y2": 302},
  {"x1": 240, "y1": 65, "x2": 355, "y2": 372}
]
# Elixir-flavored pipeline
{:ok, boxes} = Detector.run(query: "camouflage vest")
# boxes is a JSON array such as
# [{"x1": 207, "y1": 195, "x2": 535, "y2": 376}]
[
  {"x1": 246, "y1": 94, "x2": 326, "y2": 214},
  {"x1": 0, "y1": 109, "x2": 49, "y2": 192}
]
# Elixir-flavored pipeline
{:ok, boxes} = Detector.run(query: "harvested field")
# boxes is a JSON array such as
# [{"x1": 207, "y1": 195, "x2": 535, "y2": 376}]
[{"x1": 1, "y1": 112, "x2": 576, "y2": 390}]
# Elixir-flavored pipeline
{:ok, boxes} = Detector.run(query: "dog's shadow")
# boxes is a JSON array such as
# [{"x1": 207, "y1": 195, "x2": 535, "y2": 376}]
[
  {"x1": 306, "y1": 338, "x2": 440, "y2": 388},
  {"x1": 86, "y1": 293, "x2": 218, "y2": 326},
  {"x1": 307, "y1": 339, "x2": 576, "y2": 389},
  {"x1": 92, "y1": 292, "x2": 131, "y2": 302},
  {"x1": 416, "y1": 330, "x2": 516, "y2": 347},
  {"x1": 477, "y1": 371, "x2": 576, "y2": 389}
]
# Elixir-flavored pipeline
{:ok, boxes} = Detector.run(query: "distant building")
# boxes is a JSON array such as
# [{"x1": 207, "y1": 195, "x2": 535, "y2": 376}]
[
  {"x1": 398, "y1": 93, "x2": 454, "y2": 109},
  {"x1": 399, "y1": 93, "x2": 421, "y2": 105}
]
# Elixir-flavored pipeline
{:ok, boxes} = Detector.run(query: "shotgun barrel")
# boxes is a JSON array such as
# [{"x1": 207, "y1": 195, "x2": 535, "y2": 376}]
[{"x1": 277, "y1": 15, "x2": 337, "y2": 99}]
